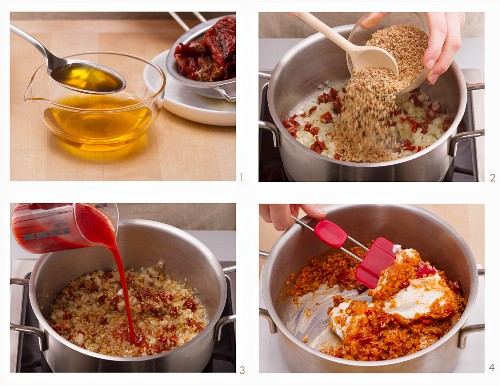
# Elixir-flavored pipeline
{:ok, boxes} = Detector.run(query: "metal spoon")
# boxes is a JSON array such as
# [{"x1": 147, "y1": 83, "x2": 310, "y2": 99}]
[
  {"x1": 297, "y1": 12, "x2": 399, "y2": 76},
  {"x1": 11, "y1": 24, "x2": 126, "y2": 94}
]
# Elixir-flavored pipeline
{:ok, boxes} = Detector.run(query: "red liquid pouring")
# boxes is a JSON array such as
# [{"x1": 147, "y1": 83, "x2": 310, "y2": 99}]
[
  {"x1": 74, "y1": 204, "x2": 136, "y2": 344},
  {"x1": 12, "y1": 203, "x2": 136, "y2": 344}
]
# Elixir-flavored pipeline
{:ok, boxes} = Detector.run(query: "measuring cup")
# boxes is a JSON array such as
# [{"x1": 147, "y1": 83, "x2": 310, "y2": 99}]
[{"x1": 12, "y1": 203, "x2": 119, "y2": 254}]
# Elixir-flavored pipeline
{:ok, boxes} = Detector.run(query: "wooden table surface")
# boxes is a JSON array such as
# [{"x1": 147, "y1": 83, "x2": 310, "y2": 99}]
[
  {"x1": 10, "y1": 19, "x2": 236, "y2": 181},
  {"x1": 259, "y1": 204, "x2": 485, "y2": 273}
]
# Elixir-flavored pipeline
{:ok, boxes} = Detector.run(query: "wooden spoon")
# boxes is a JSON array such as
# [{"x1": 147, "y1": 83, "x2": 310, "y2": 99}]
[{"x1": 297, "y1": 12, "x2": 399, "y2": 76}]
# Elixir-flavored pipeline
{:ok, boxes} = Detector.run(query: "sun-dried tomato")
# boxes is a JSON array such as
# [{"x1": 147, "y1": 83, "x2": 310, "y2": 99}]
[
  {"x1": 417, "y1": 261, "x2": 437, "y2": 278},
  {"x1": 320, "y1": 112, "x2": 333, "y2": 124},
  {"x1": 411, "y1": 120, "x2": 418, "y2": 133},
  {"x1": 448, "y1": 280, "x2": 461, "y2": 295},
  {"x1": 184, "y1": 298, "x2": 197, "y2": 311},
  {"x1": 305, "y1": 124, "x2": 319, "y2": 136},
  {"x1": 401, "y1": 139, "x2": 411, "y2": 148},
  {"x1": 358, "y1": 336, "x2": 372, "y2": 345},
  {"x1": 282, "y1": 117, "x2": 298, "y2": 129},
  {"x1": 310, "y1": 140, "x2": 326, "y2": 154},
  {"x1": 287, "y1": 127, "x2": 298, "y2": 138},
  {"x1": 421, "y1": 317, "x2": 433, "y2": 325},
  {"x1": 409, "y1": 94, "x2": 423, "y2": 107},
  {"x1": 443, "y1": 117, "x2": 452, "y2": 130}
]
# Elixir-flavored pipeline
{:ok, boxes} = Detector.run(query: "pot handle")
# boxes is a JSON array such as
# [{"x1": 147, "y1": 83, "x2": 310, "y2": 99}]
[
  {"x1": 222, "y1": 265, "x2": 236, "y2": 274},
  {"x1": 214, "y1": 85, "x2": 236, "y2": 103},
  {"x1": 458, "y1": 324, "x2": 485, "y2": 349},
  {"x1": 458, "y1": 268, "x2": 485, "y2": 349},
  {"x1": 259, "y1": 308, "x2": 277, "y2": 334},
  {"x1": 259, "y1": 72, "x2": 272, "y2": 81},
  {"x1": 259, "y1": 121, "x2": 281, "y2": 147},
  {"x1": 215, "y1": 314, "x2": 236, "y2": 341},
  {"x1": 259, "y1": 250, "x2": 269, "y2": 258},
  {"x1": 466, "y1": 82, "x2": 484, "y2": 91},
  {"x1": 10, "y1": 278, "x2": 48, "y2": 351},
  {"x1": 10, "y1": 323, "x2": 48, "y2": 351},
  {"x1": 450, "y1": 129, "x2": 484, "y2": 157}
]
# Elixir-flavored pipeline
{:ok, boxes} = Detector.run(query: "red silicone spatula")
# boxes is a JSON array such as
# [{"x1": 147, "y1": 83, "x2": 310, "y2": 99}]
[{"x1": 292, "y1": 216, "x2": 395, "y2": 289}]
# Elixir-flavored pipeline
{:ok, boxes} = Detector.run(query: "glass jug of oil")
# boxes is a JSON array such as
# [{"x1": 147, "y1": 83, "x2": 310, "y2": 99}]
[
  {"x1": 24, "y1": 52, "x2": 166, "y2": 151},
  {"x1": 12, "y1": 203, "x2": 119, "y2": 253}
]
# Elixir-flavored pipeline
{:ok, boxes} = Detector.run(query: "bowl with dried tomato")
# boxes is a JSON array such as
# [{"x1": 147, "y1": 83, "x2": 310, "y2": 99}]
[{"x1": 166, "y1": 15, "x2": 236, "y2": 102}]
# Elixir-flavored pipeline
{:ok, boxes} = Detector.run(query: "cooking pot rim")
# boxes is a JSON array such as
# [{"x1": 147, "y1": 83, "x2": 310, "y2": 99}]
[
  {"x1": 28, "y1": 218, "x2": 227, "y2": 362},
  {"x1": 267, "y1": 26, "x2": 467, "y2": 167},
  {"x1": 261, "y1": 204, "x2": 478, "y2": 366}
]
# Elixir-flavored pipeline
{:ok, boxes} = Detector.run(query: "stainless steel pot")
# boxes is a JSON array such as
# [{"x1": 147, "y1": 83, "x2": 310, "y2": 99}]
[
  {"x1": 260, "y1": 205, "x2": 484, "y2": 372},
  {"x1": 166, "y1": 15, "x2": 236, "y2": 102},
  {"x1": 259, "y1": 25, "x2": 484, "y2": 181},
  {"x1": 11, "y1": 219, "x2": 236, "y2": 372}
]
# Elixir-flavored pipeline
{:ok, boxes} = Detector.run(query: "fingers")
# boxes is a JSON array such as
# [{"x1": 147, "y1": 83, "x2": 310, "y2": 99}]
[
  {"x1": 259, "y1": 204, "x2": 272, "y2": 223},
  {"x1": 259, "y1": 204, "x2": 295, "y2": 231},
  {"x1": 300, "y1": 204, "x2": 327, "y2": 220},
  {"x1": 289, "y1": 12, "x2": 298, "y2": 17},
  {"x1": 260, "y1": 204, "x2": 327, "y2": 231},
  {"x1": 359, "y1": 12, "x2": 389, "y2": 29},
  {"x1": 269, "y1": 205, "x2": 295, "y2": 231},
  {"x1": 425, "y1": 13, "x2": 464, "y2": 84}
]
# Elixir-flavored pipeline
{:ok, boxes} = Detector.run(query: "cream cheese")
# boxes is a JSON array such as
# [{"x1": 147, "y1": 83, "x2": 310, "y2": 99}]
[{"x1": 383, "y1": 274, "x2": 447, "y2": 319}]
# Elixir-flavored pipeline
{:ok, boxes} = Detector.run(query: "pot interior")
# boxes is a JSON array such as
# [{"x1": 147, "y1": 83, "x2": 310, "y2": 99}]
[
  {"x1": 31, "y1": 219, "x2": 226, "y2": 324},
  {"x1": 265, "y1": 205, "x2": 477, "y2": 350},
  {"x1": 269, "y1": 26, "x2": 463, "y2": 134}
]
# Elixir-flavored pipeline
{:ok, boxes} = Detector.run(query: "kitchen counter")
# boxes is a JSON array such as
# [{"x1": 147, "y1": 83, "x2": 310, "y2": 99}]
[{"x1": 10, "y1": 19, "x2": 236, "y2": 181}]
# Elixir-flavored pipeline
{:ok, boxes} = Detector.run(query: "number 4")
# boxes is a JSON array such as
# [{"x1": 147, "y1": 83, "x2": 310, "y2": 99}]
[{"x1": 489, "y1": 363, "x2": 495, "y2": 371}]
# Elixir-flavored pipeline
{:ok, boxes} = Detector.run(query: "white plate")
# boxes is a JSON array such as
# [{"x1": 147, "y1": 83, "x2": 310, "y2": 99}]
[{"x1": 144, "y1": 50, "x2": 236, "y2": 127}]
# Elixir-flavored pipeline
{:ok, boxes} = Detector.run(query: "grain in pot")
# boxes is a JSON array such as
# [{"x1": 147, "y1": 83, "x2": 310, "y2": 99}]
[{"x1": 282, "y1": 24, "x2": 450, "y2": 163}]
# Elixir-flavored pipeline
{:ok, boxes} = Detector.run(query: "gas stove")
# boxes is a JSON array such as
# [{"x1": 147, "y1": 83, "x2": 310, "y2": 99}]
[
  {"x1": 259, "y1": 39, "x2": 485, "y2": 182},
  {"x1": 10, "y1": 231, "x2": 236, "y2": 373}
]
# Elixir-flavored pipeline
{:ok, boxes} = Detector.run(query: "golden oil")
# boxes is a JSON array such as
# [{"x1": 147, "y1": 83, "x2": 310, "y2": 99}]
[
  {"x1": 51, "y1": 64, "x2": 124, "y2": 93},
  {"x1": 43, "y1": 93, "x2": 154, "y2": 151}
]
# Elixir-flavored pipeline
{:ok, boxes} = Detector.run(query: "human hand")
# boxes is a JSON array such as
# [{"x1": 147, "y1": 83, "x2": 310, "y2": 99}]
[
  {"x1": 259, "y1": 204, "x2": 327, "y2": 231},
  {"x1": 360, "y1": 12, "x2": 465, "y2": 85}
]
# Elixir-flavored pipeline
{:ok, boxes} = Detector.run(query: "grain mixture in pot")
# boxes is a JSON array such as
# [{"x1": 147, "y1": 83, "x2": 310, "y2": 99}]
[
  {"x1": 286, "y1": 246, "x2": 465, "y2": 361},
  {"x1": 49, "y1": 261, "x2": 207, "y2": 357},
  {"x1": 283, "y1": 24, "x2": 451, "y2": 163}
]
